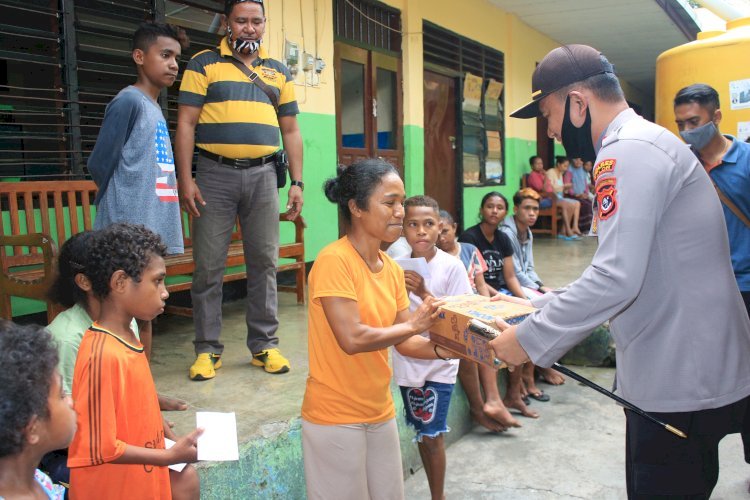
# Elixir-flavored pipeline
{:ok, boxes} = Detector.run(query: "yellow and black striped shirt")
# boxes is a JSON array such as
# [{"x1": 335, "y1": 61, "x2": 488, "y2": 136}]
[{"x1": 179, "y1": 38, "x2": 299, "y2": 159}]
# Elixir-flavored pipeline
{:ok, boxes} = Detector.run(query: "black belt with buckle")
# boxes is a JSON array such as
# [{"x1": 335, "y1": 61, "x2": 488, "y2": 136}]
[{"x1": 199, "y1": 150, "x2": 275, "y2": 169}]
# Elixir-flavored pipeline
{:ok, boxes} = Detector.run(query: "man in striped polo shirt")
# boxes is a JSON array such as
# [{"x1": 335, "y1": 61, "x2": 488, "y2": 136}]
[{"x1": 176, "y1": 0, "x2": 303, "y2": 380}]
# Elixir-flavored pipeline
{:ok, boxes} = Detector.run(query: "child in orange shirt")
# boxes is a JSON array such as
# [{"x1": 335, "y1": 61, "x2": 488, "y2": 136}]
[
  {"x1": 0, "y1": 321, "x2": 76, "y2": 499},
  {"x1": 67, "y1": 223, "x2": 202, "y2": 500}
]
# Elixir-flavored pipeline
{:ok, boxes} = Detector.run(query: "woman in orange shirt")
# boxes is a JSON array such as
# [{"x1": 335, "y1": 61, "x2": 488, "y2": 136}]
[{"x1": 302, "y1": 159, "x2": 452, "y2": 500}]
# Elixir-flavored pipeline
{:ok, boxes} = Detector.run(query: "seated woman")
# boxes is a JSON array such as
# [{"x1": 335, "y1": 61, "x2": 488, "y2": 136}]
[
  {"x1": 546, "y1": 156, "x2": 582, "y2": 239},
  {"x1": 437, "y1": 209, "x2": 521, "y2": 432},
  {"x1": 526, "y1": 155, "x2": 554, "y2": 209},
  {"x1": 458, "y1": 192, "x2": 539, "y2": 419}
]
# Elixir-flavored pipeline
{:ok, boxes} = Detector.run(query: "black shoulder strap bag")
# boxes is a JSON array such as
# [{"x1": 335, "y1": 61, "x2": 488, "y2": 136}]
[{"x1": 224, "y1": 55, "x2": 288, "y2": 188}]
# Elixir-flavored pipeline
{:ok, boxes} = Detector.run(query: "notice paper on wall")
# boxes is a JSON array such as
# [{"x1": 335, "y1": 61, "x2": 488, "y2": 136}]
[
  {"x1": 196, "y1": 412, "x2": 240, "y2": 461},
  {"x1": 729, "y1": 79, "x2": 750, "y2": 110},
  {"x1": 395, "y1": 257, "x2": 431, "y2": 280}
]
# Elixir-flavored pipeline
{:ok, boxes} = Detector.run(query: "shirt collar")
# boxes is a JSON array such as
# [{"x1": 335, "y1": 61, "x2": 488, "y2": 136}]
[
  {"x1": 218, "y1": 37, "x2": 270, "y2": 64},
  {"x1": 503, "y1": 215, "x2": 531, "y2": 242},
  {"x1": 598, "y1": 108, "x2": 638, "y2": 153},
  {"x1": 721, "y1": 134, "x2": 740, "y2": 164}
]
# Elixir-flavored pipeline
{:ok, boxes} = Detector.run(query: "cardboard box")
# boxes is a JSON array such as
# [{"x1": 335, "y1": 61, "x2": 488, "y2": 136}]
[{"x1": 429, "y1": 294, "x2": 536, "y2": 367}]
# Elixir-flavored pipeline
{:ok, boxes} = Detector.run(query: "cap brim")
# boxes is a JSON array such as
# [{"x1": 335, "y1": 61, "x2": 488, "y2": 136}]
[{"x1": 510, "y1": 99, "x2": 541, "y2": 119}]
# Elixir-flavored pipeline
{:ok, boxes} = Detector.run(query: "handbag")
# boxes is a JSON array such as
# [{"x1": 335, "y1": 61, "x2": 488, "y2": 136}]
[{"x1": 224, "y1": 55, "x2": 288, "y2": 189}]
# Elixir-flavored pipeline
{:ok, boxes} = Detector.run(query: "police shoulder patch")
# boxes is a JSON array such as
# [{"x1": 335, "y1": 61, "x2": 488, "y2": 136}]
[
  {"x1": 593, "y1": 159, "x2": 616, "y2": 183},
  {"x1": 595, "y1": 177, "x2": 618, "y2": 220}
]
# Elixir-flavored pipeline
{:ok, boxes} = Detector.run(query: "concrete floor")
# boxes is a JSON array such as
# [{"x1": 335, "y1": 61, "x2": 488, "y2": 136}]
[
  {"x1": 148, "y1": 234, "x2": 749, "y2": 498},
  {"x1": 403, "y1": 365, "x2": 749, "y2": 499}
]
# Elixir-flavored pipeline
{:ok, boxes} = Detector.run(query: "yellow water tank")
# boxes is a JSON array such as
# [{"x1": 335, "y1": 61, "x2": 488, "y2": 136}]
[{"x1": 655, "y1": 17, "x2": 750, "y2": 142}]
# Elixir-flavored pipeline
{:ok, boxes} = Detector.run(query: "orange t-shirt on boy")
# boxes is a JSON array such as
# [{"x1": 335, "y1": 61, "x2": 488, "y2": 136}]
[{"x1": 68, "y1": 324, "x2": 170, "y2": 500}]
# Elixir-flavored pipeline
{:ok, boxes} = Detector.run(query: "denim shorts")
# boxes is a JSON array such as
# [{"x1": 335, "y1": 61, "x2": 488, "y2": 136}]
[
  {"x1": 540, "y1": 197, "x2": 553, "y2": 209},
  {"x1": 399, "y1": 381, "x2": 454, "y2": 442}
]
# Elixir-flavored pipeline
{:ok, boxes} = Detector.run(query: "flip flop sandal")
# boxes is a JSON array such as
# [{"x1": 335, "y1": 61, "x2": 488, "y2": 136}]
[
  {"x1": 529, "y1": 391, "x2": 550, "y2": 402},
  {"x1": 522, "y1": 395, "x2": 531, "y2": 405}
]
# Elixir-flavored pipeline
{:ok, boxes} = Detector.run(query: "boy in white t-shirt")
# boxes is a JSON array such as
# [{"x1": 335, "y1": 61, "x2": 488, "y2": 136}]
[{"x1": 392, "y1": 195, "x2": 472, "y2": 500}]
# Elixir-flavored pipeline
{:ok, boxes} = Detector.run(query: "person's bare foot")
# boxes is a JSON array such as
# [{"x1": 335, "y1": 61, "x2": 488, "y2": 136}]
[
  {"x1": 503, "y1": 395, "x2": 539, "y2": 418},
  {"x1": 470, "y1": 408, "x2": 508, "y2": 432},
  {"x1": 538, "y1": 367, "x2": 565, "y2": 385},
  {"x1": 523, "y1": 375, "x2": 543, "y2": 399},
  {"x1": 158, "y1": 393, "x2": 188, "y2": 411},
  {"x1": 483, "y1": 400, "x2": 522, "y2": 428}
]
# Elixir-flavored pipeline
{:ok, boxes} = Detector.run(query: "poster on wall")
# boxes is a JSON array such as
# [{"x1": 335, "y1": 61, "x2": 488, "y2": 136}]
[
  {"x1": 485, "y1": 131, "x2": 503, "y2": 183},
  {"x1": 463, "y1": 73, "x2": 483, "y2": 115},
  {"x1": 739, "y1": 121, "x2": 750, "y2": 142},
  {"x1": 729, "y1": 79, "x2": 750, "y2": 110}
]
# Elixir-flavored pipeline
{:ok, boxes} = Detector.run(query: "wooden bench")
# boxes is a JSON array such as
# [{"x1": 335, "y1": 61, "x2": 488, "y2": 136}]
[
  {"x1": 0, "y1": 180, "x2": 306, "y2": 321},
  {"x1": 521, "y1": 174, "x2": 560, "y2": 236}
]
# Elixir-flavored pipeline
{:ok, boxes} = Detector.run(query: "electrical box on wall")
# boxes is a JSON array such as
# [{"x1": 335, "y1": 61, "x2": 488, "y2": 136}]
[
  {"x1": 302, "y1": 52, "x2": 314, "y2": 72},
  {"x1": 284, "y1": 40, "x2": 299, "y2": 66},
  {"x1": 315, "y1": 57, "x2": 326, "y2": 74}
]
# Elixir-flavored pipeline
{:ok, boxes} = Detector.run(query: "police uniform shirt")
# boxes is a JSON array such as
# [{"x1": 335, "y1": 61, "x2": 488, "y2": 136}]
[{"x1": 516, "y1": 108, "x2": 750, "y2": 413}]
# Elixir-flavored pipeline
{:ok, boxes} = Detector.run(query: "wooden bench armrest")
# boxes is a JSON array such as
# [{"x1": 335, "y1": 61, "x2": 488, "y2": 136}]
[
  {"x1": 0, "y1": 233, "x2": 57, "y2": 276},
  {"x1": 0, "y1": 233, "x2": 59, "y2": 320}
]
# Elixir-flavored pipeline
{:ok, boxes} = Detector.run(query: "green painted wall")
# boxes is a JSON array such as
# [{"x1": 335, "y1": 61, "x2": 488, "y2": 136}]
[
  {"x1": 289, "y1": 112, "x2": 339, "y2": 261},
  {"x1": 403, "y1": 125, "x2": 425, "y2": 196}
]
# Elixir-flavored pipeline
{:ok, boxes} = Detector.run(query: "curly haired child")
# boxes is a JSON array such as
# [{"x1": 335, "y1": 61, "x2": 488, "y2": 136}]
[
  {"x1": 0, "y1": 321, "x2": 76, "y2": 499},
  {"x1": 67, "y1": 223, "x2": 201, "y2": 500}
]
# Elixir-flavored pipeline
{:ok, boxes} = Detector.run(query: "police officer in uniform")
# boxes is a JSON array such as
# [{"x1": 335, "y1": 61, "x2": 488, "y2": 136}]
[{"x1": 490, "y1": 45, "x2": 750, "y2": 498}]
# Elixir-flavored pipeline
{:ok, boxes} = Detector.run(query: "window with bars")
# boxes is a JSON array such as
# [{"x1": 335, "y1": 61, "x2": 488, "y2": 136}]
[
  {"x1": 0, "y1": 0, "x2": 224, "y2": 180},
  {"x1": 334, "y1": 0, "x2": 401, "y2": 54},
  {"x1": 423, "y1": 22, "x2": 505, "y2": 186}
]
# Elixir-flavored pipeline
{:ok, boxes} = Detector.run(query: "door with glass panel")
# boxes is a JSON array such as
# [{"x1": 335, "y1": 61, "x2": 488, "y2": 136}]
[{"x1": 335, "y1": 43, "x2": 403, "y2": 177}]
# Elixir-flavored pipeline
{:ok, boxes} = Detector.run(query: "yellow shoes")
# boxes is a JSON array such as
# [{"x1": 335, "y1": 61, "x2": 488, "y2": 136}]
[
  {"x1": 251, "y1": 348, "x2": 291, "y2": 374},
  {"x1": 189, "y1": 353, "x2": 222, "y2": 381},
  {"x1": 190, "y1": 349, "x2": 289, "y2": 378}
]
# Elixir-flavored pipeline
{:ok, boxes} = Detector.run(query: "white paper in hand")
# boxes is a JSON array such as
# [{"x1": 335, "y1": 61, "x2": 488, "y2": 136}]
[
  {"x1": 196, "y1": 412, "x2": 239, "y2": 461},
  {"x1": 164, "y1": 438, "x2": 187, "y2": 472},
  {"x1": 395, "y1": 257, "x2": 431, "y2": 280}
]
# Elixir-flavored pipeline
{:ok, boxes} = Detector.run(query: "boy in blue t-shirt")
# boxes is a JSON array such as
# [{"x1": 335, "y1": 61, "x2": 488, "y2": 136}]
[
  {"x1": 88, "y1": 22, "x2": 187, "y2": 354},
  {"x1": 89, "y1": 22, "x2": 185, "y2": 254}
]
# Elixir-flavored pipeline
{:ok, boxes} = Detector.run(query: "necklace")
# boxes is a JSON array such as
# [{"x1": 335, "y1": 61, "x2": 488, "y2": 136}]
[{"x1": 350, "y1": 238, "x2": 381, "y2": 272}]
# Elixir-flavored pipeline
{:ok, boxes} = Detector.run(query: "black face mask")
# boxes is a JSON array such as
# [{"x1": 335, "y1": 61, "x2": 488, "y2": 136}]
[{"x1": 561, "y1": 95, "x2": 596, "y2": 163}]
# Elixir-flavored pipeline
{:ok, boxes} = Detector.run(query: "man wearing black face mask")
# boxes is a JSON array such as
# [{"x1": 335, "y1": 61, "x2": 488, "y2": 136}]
[
  {"x1": 176, "y1": 0, "x2": 303, "y2": 380},
  {"x1": 674, "y1": 84, "x2": 750, "y2": 321},
  {"x1": 489, "y1": 45, "x2": 750, "y2": 499}
]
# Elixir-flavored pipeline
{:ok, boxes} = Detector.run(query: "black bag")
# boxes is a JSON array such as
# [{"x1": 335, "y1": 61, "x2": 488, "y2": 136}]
[{"x1": 225, "y1": 55, "x2": 288, "y2": 189}]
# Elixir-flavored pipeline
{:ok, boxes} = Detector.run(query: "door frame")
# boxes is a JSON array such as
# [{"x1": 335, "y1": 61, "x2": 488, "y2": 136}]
[
  {"x1": 334, "y1": 42, "x2": 404, "y2": 178},
  {"x1": 424, "y1": 63, "x2": 464, "y2": 229},
  {"x1": 423, "y1": 68, "x2": 463, "y2": 228}
]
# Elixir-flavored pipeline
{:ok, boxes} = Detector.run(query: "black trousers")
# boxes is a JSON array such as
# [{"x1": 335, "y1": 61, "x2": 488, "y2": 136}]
[{"x1": 625, "y1": 395, "x2": 750, "y2": 499}]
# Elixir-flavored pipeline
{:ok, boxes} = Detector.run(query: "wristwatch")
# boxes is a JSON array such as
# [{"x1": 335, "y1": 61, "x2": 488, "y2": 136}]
[{"x1": 290, "y1": 180, "x2": 304, "y2": 191}]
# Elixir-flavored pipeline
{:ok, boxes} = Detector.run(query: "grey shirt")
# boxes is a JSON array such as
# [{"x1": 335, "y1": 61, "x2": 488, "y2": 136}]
[
  {"x1": 90, "y1": 86, "x2": 183, "y2": 254},
  {"x1": 517, "y1": 108, "x2": 750, "y2": 413},
  {"x1": 500, "y1": 216, "x2": 542, "y2": 290}
]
